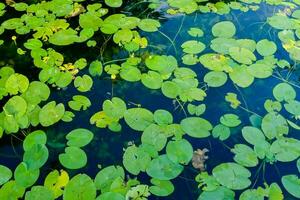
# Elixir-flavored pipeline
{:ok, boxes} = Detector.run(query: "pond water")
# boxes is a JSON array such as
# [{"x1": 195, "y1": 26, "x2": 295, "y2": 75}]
[{"x1": 0, "y1": 1, "x2": 300, "y2": 200}]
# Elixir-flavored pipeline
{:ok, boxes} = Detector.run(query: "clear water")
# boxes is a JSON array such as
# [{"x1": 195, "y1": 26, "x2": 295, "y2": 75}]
[{"x1": 1, "y1": 2, "x2": 300, "y2": 199}]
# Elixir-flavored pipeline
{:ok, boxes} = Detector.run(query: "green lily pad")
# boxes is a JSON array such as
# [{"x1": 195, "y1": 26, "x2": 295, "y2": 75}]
[
  {"x1": 212, "y1": 162, "x2": 251, "y2": 190},
  {"x1": 124, "y1": 108, "x2": 154, "y2": 131},
  {"x1": 68, "y1": 95, "x2": 91, "y2": 111},
  {"x1": 146, "y1": 155, "x2": 183, "y2": 180},
  {"x1": 149, "y1": 178, "x2": 174, "y2": 197},
  {"x1": 212, "y1": 21, "x2": 236, "y2": 38},
  {"x1": 181, "y1": 40, "x2": 205, "y2": 54},
  {"x1": 256, "y1": 39, "x2": 277, "y2": 57},
  {"x1": 74, "y1": 75, "x2": 93, "y2": 92},
  {"x1": 94, "y1": 165, "x2": 124, "y2": 191},
  {"x1": 63, "y1": 174, "x2": 96, "y2": 200},
  {"x1": 220, "y1": 114, "x2": 241, "y2": 127},
  {"x1": 105, "y1": 0, "x2": 123, "y2": 8},
  {"x1": 247, "y1": 63, "x2": 273, "y2": 78},
  {"x1": 232, "y1": 144, "x2": 258, "y2": 167},
  {"x1": 284, "y1": 100, "x2": 300, "y2": 116},
  {"x1": 282, "y1": 175, "x2": 300, "y2": 198},
  {"x1": 3, "y1": 96, "x2": 27, "y2": 118},
  {"x1": 138, "y1": 19, "x2": 160, "y2": 32},
  {"x1": 23, "y1": 130, "x2": 47, "y2": 152},
  {"x1": 204, "y1": 71, "x2": 228, "y2": 87},
  {"x1": 261, "y1": 112, "x2": 288, "y2": 139},
  {"x1": 212, "y1": 124, "x2": 231, "y2": 141},
  {"x1": 180, "y1": 117, "x2": 212, "y2": 138},
  {"x1": 273, "y1": 83, "x2": 296, "y2": 102},
  {"x1": 242, "y1": 126, "x2": 265, "y2": 146},
  {"x1": 59, "y1": 147, "x2": 87, "y2": 169},
  {"x1": 166, "y1": 139, "x2": 193, "y2": 165},
  {"x1": 229, "y1": 47, "x2": 256, "y2": 65},
  {"x1": 66, "y1": 128, "x2": 94, "y2": 147},
  {"x1": 25, "y1": 186, "x2": 54, "y2": 200},
  {"x1": 0, "y1": 165, "x2": 12, "y2": 186},
  {"x1": 39, "y1": 101, "x2": 65, "y2": 127},
  {"x1": 23, "y1": 144, "x2": 49, "y2": 170},
  {"x1": 141, "y1": 124, "x2": 167, "y2": 151},
  {"x1": 141, "y1": 71, "x2": 163, "y2": 89},
  {"x1": 270, "y1": 137, "x2": 300, "y2": 162},
  {"x1": 188, "y1": 28, "x2": 204, "y2": 37},
  {"x1": 5, "y1": 73, "x2": 29, "y2": 95},
  {"x1": 14, "y1": 162, "x2": 39, "y2": 188},
  {"x1": 154, "y1": 109, "x2": 173, "y2": 125}
]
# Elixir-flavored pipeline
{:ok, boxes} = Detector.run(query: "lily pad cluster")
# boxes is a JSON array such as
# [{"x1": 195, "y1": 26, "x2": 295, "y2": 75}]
[{"x1": 0, "y1": 0, "x2": 300, "y2": 200}]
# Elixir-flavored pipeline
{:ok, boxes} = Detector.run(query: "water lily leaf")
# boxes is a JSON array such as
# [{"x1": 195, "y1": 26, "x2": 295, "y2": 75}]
[
  {"x1": 297, "y1": 159, "x2": 300, "y2": 173},
  {"x1": 141, "y1": 124, "x2": 167, "y2": 151},
  {"x1": 149, "y1": 178, "x2": 174, "y2": 197},
  {"x1": 232, "y1": 144, "x2": 258, "y2": 167},
  {"x1": 123, "y1": 145, "x2": 151, "y2": 175},
  {"x1": 49, "y1": 29, "x2": 78, "y2": 46},
  {"x1": 239, "y1": 189, "x2": 264, "y2": 200},
  {"x1": 22, "y1": 81, "x2": 50, "y2": 105},
  {"x1": 66, "y1": 128, "x2": 94, "y2": 147},
  {"x1": 198, "y1": 186, "x2": 235, "y2": 200},
  {"x1": 237, "y1": 39, "x2": 256, "y2": 52},
  {"x1": 204, "y1": 71, "x2": 228, "y2": 87},
  {"x1": 39, "y1": 101, "x2": 65, "y2": 127},
  {"x1": 273, "y1": 83, "x2": 296, "y2": 102},
  {"x1": 0, "y1": 181, "x2": 25, "y2": 200},
  {"x1": 59, "y1": 147, "x2": 87, "y2": 169},
  {"x1": 212, "y1": 21, "x2": 236, "y2": 38},
  {"x1": 264, "y1": 99, "x2": 282, "y2": 113},
  {"x1": 14, "y1": 162, "x2": 39, "y2": 188},
  {"x1": 94, "y1": 165, "x2": 124, "y2": 191},
  {"x1": 141, "y1": 71, "x2": 163, "y2": 89},
  {"x1": 3, "y1": 96, "x2": 27, "y2": 118},
  {"x1": 145, "y1": 55, "x2": 177, "y2": 75},
  {"x1": 68, "y1": 95, "x2": 91, "y2": 111},
  {"x1": 5, "y1": 73, "x2": 29, "y2": 95},
  {"x1": 105, "y1": 0, "x2": 123, "y2": 7},
  {"x1": 89, "y1": 60, "x2": 103, "y2": 77},
  {"x1": 256, "y1": 39, "x2": 277, "y2": 56},
  {"x1": 181, "y1": 40, "x2": 205, "y2": 54},
  {"x1": 0, "y1": 165, "x2": 12, "y2": 186},
  {"x1": 187, "y1": 104, "x2": 206, "y2": 116},
  {"x1": 96, "y1": 192, "x2": 125, "y2": 200},
  {"x1": 161, "y1": 81, "x2": 180, "y2": 99},
  {"x1": 120, "y1": 66, "x2": 141, "y2": 82},
  {"x1": 103, "y1": 97, "x2": 127, "y2": 119},
  {"x1": 23, "y1": 144, "x2": 49, "y2": 170},
  {"x1": 23, "y1": 130, "x2": 47, "y2": 151},
  {"x1": 63, "y1": 174, "x2": 96, "y2": 200},
  {"x1": 182, "y1": 54, "x2": 198, "y2": 65},
  {"x1": 25, "y1": 186, "x2": 54, "y2": 200},
  {"x1": 124, "y1": 108, "x2": 154, "y2": 131},
  {"x1": 212, "y1": 124, "x2": 231, "y2": 141},
  {"x1": 24, "y1": 39, "x2": 43, "y2": 50},
  {"x1": 79, "y1": 13, "x2": 103, "y2": 31},
  {"x1": 154, "y1": 109, "x2": 173, "y2": 125},
  {"x1": 212, "y1": 162, "x2": 251, "y2": 190},
  {"x1": 188, "y1": 28, "x2": 204, "y2": 37},
  {"x1": 44, "y1": 170, "x2": 69, "y2": 198},
  {"x1": 220, "y1": 114, "x2": 241, "y2": 127},
  {"x1": 242, "y1": 126, "x2": 265, "y2": 146},
  {"x1": 229, "y1": 66, "x2": 254, "y2": 88},
  {"x1": 74, "y1": 75, "x2": 93, "y2": 92},
  {"x1": 270, "y1": 137, "x2": 300, "y2": 162},
  {"x1": 166, "y1": 139, "x2": 193, "y2": 165},
  {"x1": 180, "y1": 117, "x2": 212, "y2": 138},
  {"x1": 282, "y1": 175, "x2": 300, "y2": 198},
  {"x1": 146, "y1": 155, "x2": 183, "y2": 180},
  {"x1": 138, "y1": 19, "x2": 160, "y2": 32},
  {"x1": 284, "y1": 100, "x2": 300, "y2": 116},
  {"x1": 247, "y1": 63, "x2": 273, "y2": 78},
  {"x1": 229, "y1": 47, "x2": 256, "y2": 65},
  {"x1": 210, "y1": 38, "x2": 238, "y2": 54},
  {"x1": 261, "y1": 112, "x2": 288, "y2": 139}
]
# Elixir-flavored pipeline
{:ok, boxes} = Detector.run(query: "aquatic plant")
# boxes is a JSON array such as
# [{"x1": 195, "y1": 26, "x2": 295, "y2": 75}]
[{"x1": 0, "y1": 0, "x2": 300, "y2": 199}]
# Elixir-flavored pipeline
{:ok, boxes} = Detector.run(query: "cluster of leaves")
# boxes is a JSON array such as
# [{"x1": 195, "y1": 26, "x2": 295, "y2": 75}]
[{"x1": 0, "y1": 0, "x2": 300, "y2": 199}]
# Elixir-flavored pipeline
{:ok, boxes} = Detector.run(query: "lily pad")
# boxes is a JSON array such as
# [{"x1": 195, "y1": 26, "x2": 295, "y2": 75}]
[
  {"x1": 180, "y1": 117, "x2": 212, "y2": 138},
  {"x1": 204, "y1": 71, "x2": 228, "y2": 87},
  {"x1": 124, "y1": 108, "x2": 154, "y2": 131},
  {"x1": 0, "y1": 165, "x2": 12, "y2": 186},
  {"x1": 273, "y1": 83, "x2": 296, "y2": 102},
  {"x1": 59, "y1": 147, "x2": 87, "y2": 169},
  {"x1": 282, "y1": 175, "x2": 300, "y2": 198},
  {"x1": 212, "y1": 21, "x2": 236, "y2": 38},
  {"x1": 166, "y1": 139, "x2": 193, "y2": 165},
  {"x1": 256, "y1": 39, "x2": 277, "y2": 57},
  {"x1": 66, "y1": 128, "x2": 94, "y2": 147}
]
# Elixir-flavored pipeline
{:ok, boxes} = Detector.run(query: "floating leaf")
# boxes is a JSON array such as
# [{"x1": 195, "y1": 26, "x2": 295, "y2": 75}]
[
  {"x1": 242, "y1": 126, "x2": 265, "y2": 146},
  {"x1": 44, "y1": 170, "x2": 69, "y2": 198},
  {"x1": 256, "y1": 39, "x2": 277, "y2": 57},
  {"x1": 204, "y1": 71, "x2": 228, "y2": 87},
  {"x1": 141, "y1": 124, "x2": 167, "y2": 151},
  {"x1": 59, "y1": 147, "x2": 87, "y2": 169},
  {"x1": 103, "y1": 97, "x2": 127, "y2": 119},
  {"x1": 146, "y1": 155, "x2": 183, "y2": 180},
  {"x1": 149, "y1": 179, "x2": 174, "y2": 197},
  {"x1": 261, "y1": 112, "x2": 288, "y2": 139},
  {"x1": 74, "y1": 75, "x2": 93, "y2": 92},
  {"x1": 68, "y1": 95, "x2": 91, "y2": 111},
  {"x1": 282, "y1": 175, "x2": 300, "y2": 198},
  {"x1": 63, "y1": 174, "x2": 96, "y2": 200},
  {"x1": 23, "y1": 130, "x2": 47, "y2": 151},
  {"x1": 220, "y1": 114, "x2": 241, "y2": 127},
  {"x1": 105, "y1": 0, "x2": 123, "y2": 8},
  {"x1": 154, "y1": 109, "x2": 173, "y2": 125},
  {"x1": 273, "y1": 83, "x2": 296, "y2": 102},
  {"x1": 25, "y1": 186, "x2": 54, "y2": 200},
  {"x1": 232, "y1": 144, "x2": 258, "y2": 167},
  {"x1": 39, "y1": 101, "x2": 65, "y2": 127},
  {"x1": 14, "y1": 162, "x2": 39, "y2": 188},
  {"x1": 138, "y1": 19, "x2": 160, "y2": 32},
  {"x1": 0, "y1": 165, "x2": 12, "y2": 186},
  {"x1": 212, "y1": 162, "x2": 251, "y2": 190},
  {"x1": 188, "y1": 28, "x2": 204, "y2": 37},
  {"x1": 212, "y1": 21, "x2": 236, "y2": 38},
  {"x1": 23, "y1": 144, "x2": 49, "y2": 170},
  {"x1": 212, "y1": 124, "x2": 231, "y2": 141},
  {"x1": 180, "y1": 117, "x2": 212, "y2": 138},
  {"x1": 124, "y1": 108, "x2": 154, "y2": 131},
  {"x1": 94, "y1": 165, "x2": 124, "y2": 191},
  {"x1": 66, "y1": 128, "x2": 94, "y2": 147},
  {"x1": 166, "y1": 139, "x2": 193, "y2": 165},
  {"x1": 181, "y1": 40, "x2": 205, "y2": 54}
]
